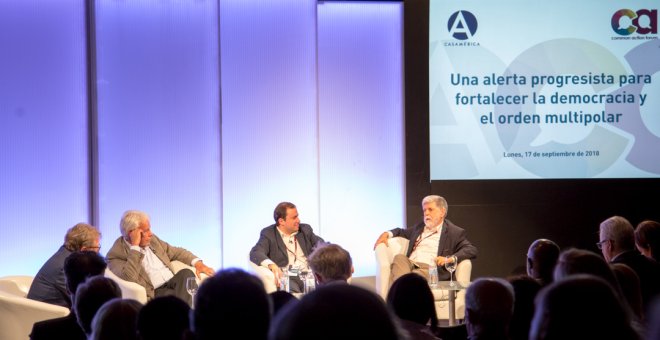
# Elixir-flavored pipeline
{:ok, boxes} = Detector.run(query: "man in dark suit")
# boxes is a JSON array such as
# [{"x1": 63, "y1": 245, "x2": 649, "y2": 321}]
[
  {"x1": 373, "y1": 195, "x2": 478, "y2": 285},
  {"x1": 30, "y1": 251, "x2": 107, "y2": 340},
  {"x1": 599, "y1": 215, "x2": 660, "y2": 312},
  {"x1": 250, "y1": 202, "x2": 325, "y2": 293},
  {"x1": 27, "y1": 223, "x2": 102, "y2": 308},
  {"x1": 106, "y1": 210, "x2": 215, "y2": 306}
]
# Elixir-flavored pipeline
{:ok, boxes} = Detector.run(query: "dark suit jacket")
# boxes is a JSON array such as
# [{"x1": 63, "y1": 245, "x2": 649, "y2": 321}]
[
  {"x1": 106, "y1": 234, "x2": 197, "y2": 300},
  {"x1": 611, "y1": 250, "x2": 660, "y2": 310},
  {"x1": 27, "y1": 246, "x2": 72, "y2": 308},
  {"x1": 390, "y1": 219, "x2": 478, "y2": 280},
  {"x1": 30, "y1": 313, "x2": 85, "y2": 340},
  {"x1": 249, "y1": 224, "x2": 324, "y2": 267}
]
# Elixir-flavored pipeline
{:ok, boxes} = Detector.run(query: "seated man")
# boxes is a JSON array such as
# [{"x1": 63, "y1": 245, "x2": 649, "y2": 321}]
[
  {"x1": 30, "y1": 251, "x2": 107, "y2": 340},
  {"x1": 249, "y1": 202, "x2": 324, "y2": 293},
  {"x1": 373, "y1": 195, "x2": 478, "y2": 285},
  {"x1": 106, "y1": 210, "x2": 214, "y2": 306},
  {"x1": 27, "y1": 223, "x2": 102, "y2": 308},
  {"x1": 599, "y1": 215, "x2": 660, "y2": 312},
  {"x1": 526, "y1": 238, "x2": 560, "y2": 287},
  {"x1": 307, "y1": 243, "x2": 353, "y2": 286}
]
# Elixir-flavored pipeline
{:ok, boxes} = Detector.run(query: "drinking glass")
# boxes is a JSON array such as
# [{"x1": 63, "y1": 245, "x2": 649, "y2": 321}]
[
  {"x1": 186, "y1": 277, "x2": 199, "y2": 308},
  {"x1": 445, "y1": 255, "x2": 458, "y2": 287},
  {"x1": 279, "y1": 267, "x2": 290, "y2": 292}
]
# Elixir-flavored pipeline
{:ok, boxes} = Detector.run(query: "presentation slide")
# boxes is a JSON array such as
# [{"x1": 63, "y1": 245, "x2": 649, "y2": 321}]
[{"x1": 429, "y1": 0, "x2": 659, "y2": 180}]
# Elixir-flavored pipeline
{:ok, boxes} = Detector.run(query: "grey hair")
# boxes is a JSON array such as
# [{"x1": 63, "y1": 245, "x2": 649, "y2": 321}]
[
  {"x1": 120, "y1": 210, "x2": 149, "y2": 238},
  {"x1": 600, "y1": 216, "x2": 635, "y2": 251},
  {"x1": 465, "y1": 278, "x2": 515, "y2": 326},
  {"x1": 422, "y1": 195, "x2": 448, "y2": 214}
]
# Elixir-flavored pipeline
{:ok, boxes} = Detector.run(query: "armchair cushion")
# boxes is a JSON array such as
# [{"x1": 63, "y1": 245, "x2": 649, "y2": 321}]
[{"x1": 0, "y1": 276, "x2": 70, "y2": 340}]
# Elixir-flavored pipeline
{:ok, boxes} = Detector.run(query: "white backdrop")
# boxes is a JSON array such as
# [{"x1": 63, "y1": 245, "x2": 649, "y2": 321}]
[{"x1": 0, "y1": 0, "x2": 405, "y2": 278}]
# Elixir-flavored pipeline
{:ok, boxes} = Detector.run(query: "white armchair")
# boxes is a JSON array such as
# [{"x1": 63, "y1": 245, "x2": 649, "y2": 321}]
[
  {"x1": 0, "y1": 275, "x2": 70, "y2": 340},
  {"x1": 375, "y1": 237, "x2": 472, "y2": 320},
  {"x1": 248, "y1": 260, "x2": 277, "y2": 293},
  {"x1": 104, "y1": 261, "x2": 204, "y2": 304}
]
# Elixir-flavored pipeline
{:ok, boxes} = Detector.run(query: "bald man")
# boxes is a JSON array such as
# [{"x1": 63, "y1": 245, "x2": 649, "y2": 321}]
[{"x1": 526, "y1": 238, "x2": 560, "y2": 287}]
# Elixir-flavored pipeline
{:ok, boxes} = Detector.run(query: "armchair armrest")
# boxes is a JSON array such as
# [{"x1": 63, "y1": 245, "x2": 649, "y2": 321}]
[
  {"x1": 248, "y1": 260, "x2": 277, "y2": 293},
  {"x1": 104, "y1": 268, "x2": 148, "y2": 304}
]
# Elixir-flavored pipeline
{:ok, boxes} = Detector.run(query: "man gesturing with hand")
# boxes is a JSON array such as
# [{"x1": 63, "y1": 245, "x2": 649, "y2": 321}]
[{"x1": 107, "y1": 210, "x2": 214, "y2": 306}]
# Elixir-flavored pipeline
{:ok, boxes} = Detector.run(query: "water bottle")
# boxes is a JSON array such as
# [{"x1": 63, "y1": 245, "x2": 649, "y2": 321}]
[{"x1": 428, "y1": 262, "x2": 439, "y2": 288}]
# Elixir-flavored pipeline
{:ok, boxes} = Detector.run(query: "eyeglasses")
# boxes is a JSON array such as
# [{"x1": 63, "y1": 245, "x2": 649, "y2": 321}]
[{"x1": 596, "y1": 240, "x2": 611, "y2": 249}]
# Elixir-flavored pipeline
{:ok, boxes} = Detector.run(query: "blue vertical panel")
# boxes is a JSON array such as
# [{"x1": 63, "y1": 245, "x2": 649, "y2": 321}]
[
  {"x1": 0, "y1": 2, "x2": 89, "y2": 276},
  {"x1": 220, "y1": 0, "x2": 320, "y2": 269},
  {"x1": 317, "y1": 2, "x2": 405, "y2": 277},
  {"x1": 95, "y1": 0, "x2": 221, "y2": 268}
]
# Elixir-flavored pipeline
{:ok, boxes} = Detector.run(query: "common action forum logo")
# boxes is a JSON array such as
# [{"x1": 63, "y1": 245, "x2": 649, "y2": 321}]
[
  {"x1": 447, "y1": 10, "x2": 478, "y2": 40},
  {"x1": 611, "y1": 9, "x2": 657, "y2": 35}
]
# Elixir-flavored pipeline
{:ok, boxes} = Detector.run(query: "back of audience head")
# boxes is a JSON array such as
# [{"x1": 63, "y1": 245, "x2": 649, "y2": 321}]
[
  {"x1": 507, "y1": 275, "x2": 541, "y2": 340},
  {"x1": 307, "y1": 242, "x2": 353, "y2": 285},
  {"x1": 192, "y1": 268, "x2": 270, "y2": 340},
  {"x1": 74, "y1": 276, "x2": 122, "y2": 335},
  {"x1": 270, "y1": 284, "x2": 403, "y2": 340},
  {"x1": 269, "y1": 291, "x2": 297, "y2": 317},
  {"x1": 634, "y1": 219, "x2": 660, "y2": 262},
  {"x1": 89, "y1": 298, "x2": 142, "y2": 340},
  {"x1": 599, "y1": 215, "x2": 635, "y2": 261},
  {"x1": 553, "y1": 248, "x2": 621, "y2": 294},
  {"x1": 64, "y1": 222, "x2": 102, "y2": 252},
  {"x1": 526, "y1": 238, "x2": 560, "y2": 286},
  {"x1": 611, "y1": 263, "x2": 644, "y2": 322},
  {"x1": 465, "y1": 278, "x2": 514, "y2": 339},
  {"x1": 387, "y1": 273, "x2": 438, "y2": 331},
  {"x1": 137, "y1": 295, "x2": 190, "y2": 340},
  {"x1": 64, "y1": 251, "x2": 107, "y2": 298},
  {"x1": 530, "y1": 274, "x2": 639, "y2": 340}
]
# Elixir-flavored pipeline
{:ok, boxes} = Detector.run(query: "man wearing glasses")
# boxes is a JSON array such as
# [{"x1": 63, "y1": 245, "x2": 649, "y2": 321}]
[
  {"x1": 27, "y1": 223, "x2": 102, "y2": 308},
  {"x1": 599, "y1": 215, "x2": 660, "y2": 311}
]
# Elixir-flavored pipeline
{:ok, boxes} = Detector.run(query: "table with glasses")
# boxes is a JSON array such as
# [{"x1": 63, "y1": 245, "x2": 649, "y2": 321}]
[{"x1": 431, "y1": 281, "x2": 470, "y2": 326}]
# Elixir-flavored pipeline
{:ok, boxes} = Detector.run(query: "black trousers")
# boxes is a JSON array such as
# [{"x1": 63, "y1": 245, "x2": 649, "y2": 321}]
[{"x1": 155, "y1": 268, "x2": 196, "y2": 306}]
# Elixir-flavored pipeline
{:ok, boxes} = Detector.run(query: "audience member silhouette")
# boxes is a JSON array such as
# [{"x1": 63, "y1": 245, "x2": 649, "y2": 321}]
[
  {"x1": 307, "y1": 242, "x2": 353, "y2": 285},
  {"x1": 464, "y1": 278, "x2": 514, "y2": 340},
  {"x1": 634, "y1": 220, "x2": 660, "y2": 262},
  {"x1": 30, "y1": 251, "x2": 107, "y2": 340},
  {"x1": 599, "y1": 216, "x2": 660, "y2": 311},
  {"x1": 137, "y1": 295, "x2": 190, "y2": 340},
  {"x1": 553, "y1": 248, "x2": 622, "y2": 296},
  {"x1": 192, "y1": 268, "x2": 271, "y2": 340},
  {"x1": 269, "y1": 291, "x2": 298, "y2": 317},
  {"x1": 269, "y1": 284, "x2": 405, "y2": 340},
  {"x1": 529, "y1": 274, "x2": 640, "y2": 340},
  {"x1": 89, "y1": 298, "x2": 142, "y2": 340},
  {"x1": 507, "y1": 275, "x2": 541, "y2": 340},
  {"x1": 647, "y1": 297, "x2": 660, "y2": 340},
  {"x1": 611, "y1": 263, "x2": 644, "y2": 322},
  {"x1": 386, "y1": 273, "x2": 440, "y2": 340},
  {"x1": 526, "y1": 238, "x2": 560, "y2": 287},
  {"x1": 552, "y1": 247, "x2": 646, "y2": 334},
  {"x1": 73, "y1": 276, "x2": 122, "y2": 336}
]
